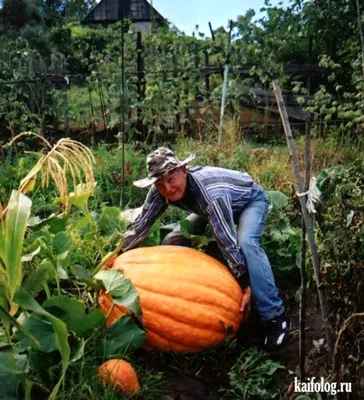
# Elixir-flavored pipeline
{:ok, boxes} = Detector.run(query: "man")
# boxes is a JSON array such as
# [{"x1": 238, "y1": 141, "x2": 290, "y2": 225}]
[{"x1": 121, "y1": 147, "x2": 290, "y2": 351}]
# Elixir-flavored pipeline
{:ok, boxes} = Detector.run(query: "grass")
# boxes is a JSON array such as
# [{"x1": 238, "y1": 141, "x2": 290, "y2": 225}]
[
  {"x1": 171, "y1": 123, "x2": 363, "y2": 194},
  {"x1": 55, "y1": 339, "x2": 286, "y2": 400},
  {"x1": 67, "y1": 84, "x2": 106, "y2": 128}
]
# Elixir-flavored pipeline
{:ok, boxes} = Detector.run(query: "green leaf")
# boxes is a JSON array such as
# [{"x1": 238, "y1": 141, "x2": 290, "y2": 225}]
[
  {"x1": 21, "y1": 246, "x2": 41, "y2": 262},
  {"x1": 70, "y1": 338, "x2": 85, "y2": 363},
  {"x1": 28, "y1": 349, "x2": 60, "y2": 386},
  {"x1": 13, "y1": 288, "x2": 70, "y2": 400},
  {"x1": 98, "y1": 207, "x2": 125, "y2": 235},
  {"x1": 28, "y1": 213, "x2": 68, "y2": 235},
  {"x1": 72, "y1": 265, "x2": 92, "y2": 280},
  {"x1": 43, "y1": 295, "x2": 105, "y2": 337},
  {"x1": 16, "y1": 314, "x2": 57, "y2": 353},
  {"x1": 0, "y1": 374, "x2": 19, "y2": 400},
  {"x1": 112, "y1": 283, "x2": 142, "y2": 317},
  {"x1": 0, "y1": 306, "x2": 40, "y2": 349},
  {"x1": 53, "y1": 232, "x2": 73, "y2": 255},
  {"x1": 0, "y1": 351, "x2": 28, "y2": 375},
  {"x1": 95, "y1": 270, "x2": 131, "y2": 297},
  {"x1": 0, "y1": 191, "x2": 32, "y2": 300},
  {"x1": 180, "y1": 219, "x2": 196, "y2": 234},
  {"x1": 57, "y1": 266, "x2": 69, "y2": 280},
  {"x1": 48, "y1": 215, "x2": 68, "y2": 235},
  {"x1": 267, "y1": 191, "x2": 288, "y2": 210},
  {"x1": 22, "y1": 264, "x2": 53, "y2": 296},
  {"x1": 66, "y1": 183, "x2": 94, "y2": 212},
  {"x1": 98, "y1": 316, "x2": 146, "y2": 358}
]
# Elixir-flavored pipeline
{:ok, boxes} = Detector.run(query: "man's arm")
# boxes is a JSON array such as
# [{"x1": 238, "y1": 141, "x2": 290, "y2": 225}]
[
  {"x1": 207, "y1": 195, "x2": 250, "y2": 288},
  {"x1": 122, "y1": 188, "x2": 167, "y2": 251}
]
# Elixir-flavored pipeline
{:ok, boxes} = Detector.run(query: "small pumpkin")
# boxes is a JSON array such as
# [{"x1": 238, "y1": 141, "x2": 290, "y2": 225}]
[
  {"x1": 98, "y1": 359, "x2": 140, "y2": 394},
  {"x1": 98, "y1": 246, "x2": 249, "y2": 353}
]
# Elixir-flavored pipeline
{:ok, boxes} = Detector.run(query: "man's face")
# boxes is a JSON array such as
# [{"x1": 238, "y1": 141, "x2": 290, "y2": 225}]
[{"x1": 154, "y1": 167, "x2": 187, "y2": 202}]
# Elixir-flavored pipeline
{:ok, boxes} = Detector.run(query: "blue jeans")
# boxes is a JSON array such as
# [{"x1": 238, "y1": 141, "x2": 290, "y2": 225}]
[
  {"x1": 162, "y1": 185, "x2": 284, "y2": 320},
  {"x1": 237, "y1": 186, "x2": 284, "y2": 320}
]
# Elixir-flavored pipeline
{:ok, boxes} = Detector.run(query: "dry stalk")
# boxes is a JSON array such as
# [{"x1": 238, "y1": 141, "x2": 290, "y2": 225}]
[{"x1": 2, "y1": 132, "x2": 96, "y2": 218}]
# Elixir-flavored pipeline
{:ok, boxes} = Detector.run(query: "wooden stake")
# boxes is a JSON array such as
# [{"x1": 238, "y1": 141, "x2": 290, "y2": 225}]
[
  {"x1": 299, "y1": 117, "x2": 311, "y2": 381},
  {"x1": 273, "y1": 80, "x2": 334, "y2": 355}
]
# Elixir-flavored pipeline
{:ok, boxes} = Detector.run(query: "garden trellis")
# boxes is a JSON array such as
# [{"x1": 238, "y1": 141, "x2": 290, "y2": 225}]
[{"x1": 0, "y1": 32, "x2": 324, "y2": 143}]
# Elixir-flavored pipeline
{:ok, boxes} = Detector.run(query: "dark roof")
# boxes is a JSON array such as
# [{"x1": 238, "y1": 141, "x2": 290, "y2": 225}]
[{"x1": 83, "y1": 0, "x2": 165, "y2": 24}]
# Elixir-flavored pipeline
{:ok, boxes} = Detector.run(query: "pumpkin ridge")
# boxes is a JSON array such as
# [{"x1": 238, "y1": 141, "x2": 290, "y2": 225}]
[
  {"x1": 136, "y1": 286, "x2": 240, "y2": 326},
  {"x1": 121, "y1": 270, "x2": 242, "y2": 306},
  {"x1": 143, "y1": 309, "x2": 229, "y2": 347},
  {"x1": 146, "y1": 330, "x2": 204, "y2": 353}
]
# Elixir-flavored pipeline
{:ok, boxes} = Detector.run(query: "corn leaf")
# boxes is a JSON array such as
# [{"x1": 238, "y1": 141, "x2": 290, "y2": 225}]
[{"x1": 0, "y1": 191, "x2": 32, "y2": 300}]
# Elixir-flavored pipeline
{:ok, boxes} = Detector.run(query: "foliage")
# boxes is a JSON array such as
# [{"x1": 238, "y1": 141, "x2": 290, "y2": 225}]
[
  {"x1": 0, "y1": 141, "x2": 147, "y2": 399},
  {"x1": 0, "y1": 0, "x2": 363, "y2": 137},
  {"x1": 221, "y1": 346, "x2": 284, "y2": 399},
  {"x1": 315, "y1": 159, "x2": 363, "y2": 385}
]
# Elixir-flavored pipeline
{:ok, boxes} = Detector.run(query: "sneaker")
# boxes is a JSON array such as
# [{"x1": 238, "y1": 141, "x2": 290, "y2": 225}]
[{"x1": 263, "y1": 312, "x2": 290, "y2": 351}]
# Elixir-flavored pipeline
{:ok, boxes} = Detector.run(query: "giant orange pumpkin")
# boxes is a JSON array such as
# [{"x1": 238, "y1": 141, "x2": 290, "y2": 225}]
[{"x1": 98, "y1": 246, "x2": 248, "y2": 353}]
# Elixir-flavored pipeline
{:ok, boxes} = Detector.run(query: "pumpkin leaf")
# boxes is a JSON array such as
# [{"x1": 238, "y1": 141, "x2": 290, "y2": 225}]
[
  {"x1": 22, "y1": 263, "x2": 53, "y2": 296},
  {"x1": 0, "y1": 351, "x2": 28, "y2": 375},
  {"x1": 98, "y1": 206, "x2": 125, "y2": 235},
  {"x1": 13, "y1": 288, "x2": 70, "y2": 400},
  {"x1": 112, "y1": 284, "x2": 142, "y2": 317},
  {"x1": 42, "y1": 295, "x2": 105, "y2": 337},
  {"x1": 0, "y1": 306, "x2": 40, "y2": 349},
  {"x1": 0, "y1": 374, "x2": 19, "y2": 400},
  {"x1": 98, "y1": 316, "x2": 146, "y2": 358},
  {"x1": 267, "y1": 191, "x2": 288, "y2": 210},
  {"x1": 16, "y1": 314, "x2": 57, "y2": 353},
  {"x1": 28, "y1": 349, "x2": 61, "y2": 386},
  {"x1": 53, "y1": 232, "x2": 73, "y2": 255},
  {"x1": 95, "y1": 270, "x2": 131, "y2": 297}
]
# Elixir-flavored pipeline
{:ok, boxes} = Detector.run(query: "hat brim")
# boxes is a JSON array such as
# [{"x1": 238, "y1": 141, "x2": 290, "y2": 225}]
[{"x1": 133, "y1": 153, "x2": 195, "y2": 188}]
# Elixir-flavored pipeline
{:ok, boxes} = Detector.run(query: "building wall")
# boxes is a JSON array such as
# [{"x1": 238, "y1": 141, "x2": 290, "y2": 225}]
[{"x1": 132, "y1": 21, "x2": 152, "y2": 33}]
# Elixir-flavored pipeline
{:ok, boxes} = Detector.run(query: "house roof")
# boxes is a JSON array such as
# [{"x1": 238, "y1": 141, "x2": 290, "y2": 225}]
[{"x1": 83, "y1": 0, "x2": 165, "y2": 24}]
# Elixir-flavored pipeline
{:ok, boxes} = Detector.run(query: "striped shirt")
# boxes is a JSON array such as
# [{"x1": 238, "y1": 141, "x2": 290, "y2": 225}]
[{"x1": 122, "y1": 166, "x2": 257, "y2": 286}]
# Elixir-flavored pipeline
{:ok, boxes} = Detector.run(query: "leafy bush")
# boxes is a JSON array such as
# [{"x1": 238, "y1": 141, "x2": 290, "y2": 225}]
[{"x1": 315, "y1": 159, "x2": 364, "y2": 385}]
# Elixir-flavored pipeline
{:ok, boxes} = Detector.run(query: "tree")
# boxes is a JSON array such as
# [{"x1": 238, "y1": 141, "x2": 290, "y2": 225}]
[{"x1": 0, "y1": 0, "x2": 42, "y2": 31}]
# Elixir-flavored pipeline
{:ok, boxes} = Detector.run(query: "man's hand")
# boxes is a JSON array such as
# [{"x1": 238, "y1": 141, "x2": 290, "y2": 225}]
[{"x1": 240, "y1": 286, "x2": 252, "y2": 318}]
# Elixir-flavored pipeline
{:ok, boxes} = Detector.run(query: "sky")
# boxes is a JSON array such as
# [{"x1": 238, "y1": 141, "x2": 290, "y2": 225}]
[{"x1": 150, "y1": 0, "x2": 286, "y2": 37}]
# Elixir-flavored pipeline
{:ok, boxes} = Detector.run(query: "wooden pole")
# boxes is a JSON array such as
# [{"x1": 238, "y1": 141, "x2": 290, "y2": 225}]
[
  {"x1": 299, "y1": 117, "x2": 311, "y2": 381},
  {"x1": 136, "y1": 31, "x2": 145, "y2": 138},
  {"x1": 204, "y1": 50, "x2": 210, "y2": 96},
  {"x1": 273, "y1": 80, "x2": 334, "y2": 355},
  {"x1": 40, "y1": 60, "x2": 46, "y2": 136},
  {"x1": 218, "y1": 20, "x2": 233, "y2": 146}
]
